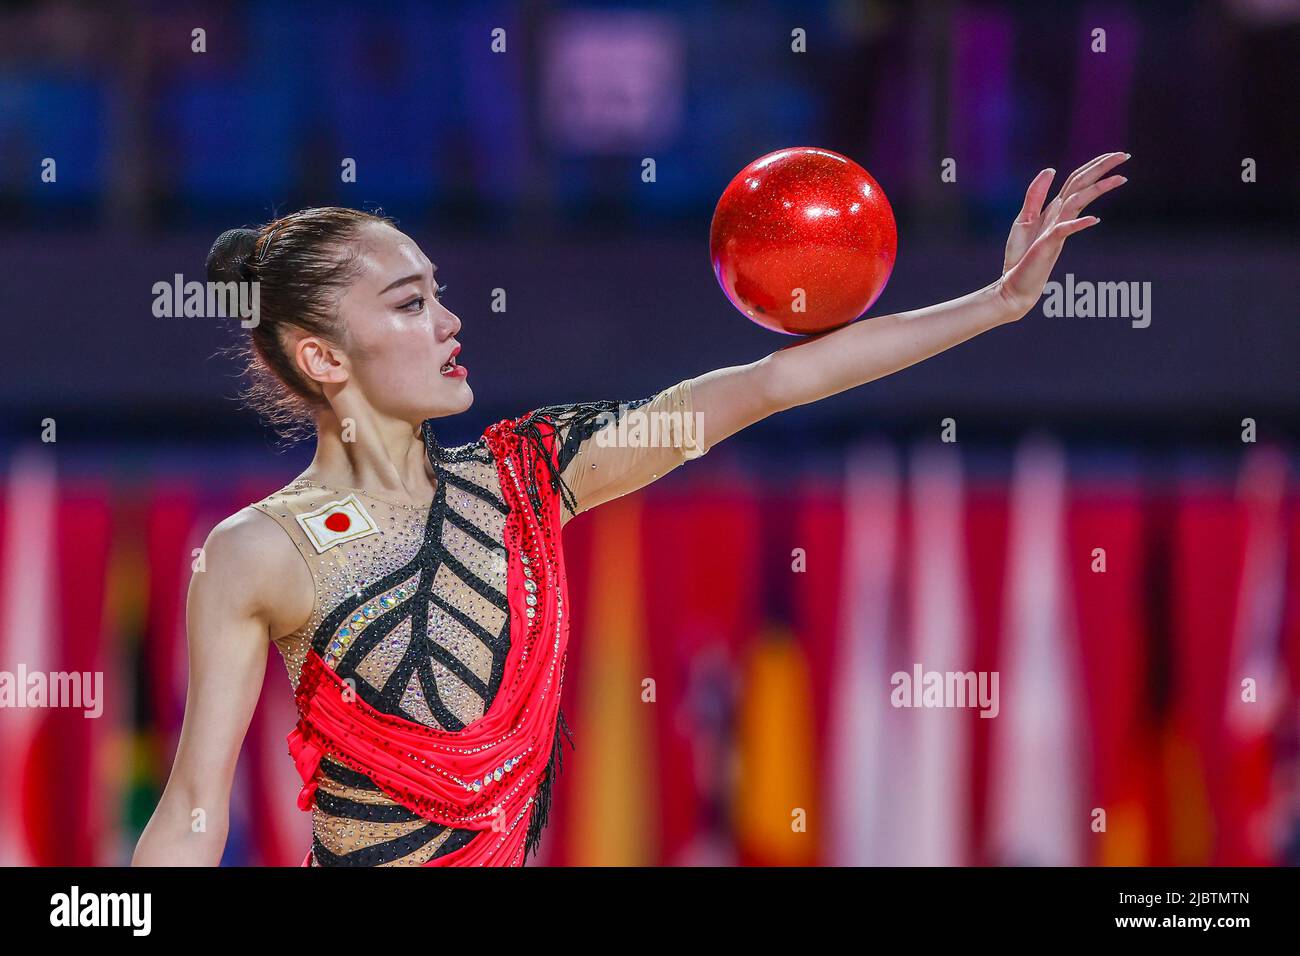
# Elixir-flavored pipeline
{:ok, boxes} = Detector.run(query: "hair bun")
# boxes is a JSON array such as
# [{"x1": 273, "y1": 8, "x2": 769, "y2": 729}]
[{"x1": 206, "y1": 227, "x2": 261, "y2": 284}]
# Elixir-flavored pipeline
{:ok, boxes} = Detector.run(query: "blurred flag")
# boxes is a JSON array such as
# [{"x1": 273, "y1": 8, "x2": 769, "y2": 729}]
[
  {"x1": 638, "y1": 488, "x2": 760, "y2": 867},
  {"x1": 904, "y1": 443, "x2": 972, "y2": 866},
  {"x1": 987, "y1": 438, "x2": 1086, "y2": 865},
  {"x1": 52, "y1": 482, "x2": 113, "y2": 864},
  {"x1": 1281, "y1": 503, "x2": 1300, "y2": 864},
  {"x1": 789, "y1": 483, "x2": 845, "y2": 866},
  {"x1": 963, "y1": 479, "x2": 1011, "y2": 864},
  {"x1": 110, "y1": 486, "x2": 192, "y2": 860},
  {"x1": 0, "y1": 449, "x2": 59, "y2": 865},
  {"x1": 1068, "y1": 481, "x2": 1154, "y2": 865},
  {"x1": 827, "y1": 445, "x2": 901, "y2": 865},
  {"x1": 1162, "y1": 483, "x2": 1247, "y2": 864},
  {"x1": 734, "y1": 491, "x2": 817, "y2": 866},
  {"x1": 144, "y1": 487, "x2": 199, "y2": 764},
  {"x1": 1220, "y1": 449, "x2": 1289, "y2": 864},
  {"x1": 566, "y1": 496, "x2": 656, "y2": 865}
]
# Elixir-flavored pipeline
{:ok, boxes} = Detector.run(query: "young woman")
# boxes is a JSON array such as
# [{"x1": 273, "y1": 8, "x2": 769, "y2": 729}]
[{"x1": 133, "y1": 152, "x2": 1127, "y2": 866}]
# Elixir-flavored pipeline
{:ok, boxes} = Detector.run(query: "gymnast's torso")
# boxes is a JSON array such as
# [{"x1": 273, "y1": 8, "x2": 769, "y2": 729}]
[{"x1": 249, "y1": 379, "x2": 705, "y2": 865}]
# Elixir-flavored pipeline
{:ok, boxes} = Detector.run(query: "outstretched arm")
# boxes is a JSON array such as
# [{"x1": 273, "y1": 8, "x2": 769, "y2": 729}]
[{"x1": 690, "y1": 151, "x2": 1130, "y2": 448}]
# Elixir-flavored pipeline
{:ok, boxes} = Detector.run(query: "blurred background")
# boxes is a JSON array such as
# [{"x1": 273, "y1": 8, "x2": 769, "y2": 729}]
[{"x1": 1, "y1": 0, "x2": 1298, "y2": 865}]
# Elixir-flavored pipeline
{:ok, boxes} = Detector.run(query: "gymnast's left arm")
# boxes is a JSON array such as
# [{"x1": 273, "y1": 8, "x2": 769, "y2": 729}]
[
  {"x1": 553, "y1": 152, "x2": 1127, "y2": 521},
  {"x1": 689, "y1": 151, "x2": 1129, "y2": 449}
]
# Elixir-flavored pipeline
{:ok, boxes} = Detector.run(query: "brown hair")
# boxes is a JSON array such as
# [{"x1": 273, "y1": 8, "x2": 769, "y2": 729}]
[{"x1": 206, "y1": 206, "x2": 394, "y2": 439}]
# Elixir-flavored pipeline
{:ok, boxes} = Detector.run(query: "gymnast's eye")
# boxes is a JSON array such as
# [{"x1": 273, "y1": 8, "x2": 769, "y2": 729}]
[{"x1": 400, "y1": 296, "x2": 425, "y2": 312}]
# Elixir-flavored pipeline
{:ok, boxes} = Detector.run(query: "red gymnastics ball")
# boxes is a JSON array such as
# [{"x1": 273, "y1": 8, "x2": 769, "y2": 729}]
[{"x1": 709, "y1": 147, "x2": 897, "y2": 335}]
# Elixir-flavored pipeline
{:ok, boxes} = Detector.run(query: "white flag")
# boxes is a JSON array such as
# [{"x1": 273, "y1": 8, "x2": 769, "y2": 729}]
[{"x1": 987, "y1": 437, "x2": 1085, "y2": 865}]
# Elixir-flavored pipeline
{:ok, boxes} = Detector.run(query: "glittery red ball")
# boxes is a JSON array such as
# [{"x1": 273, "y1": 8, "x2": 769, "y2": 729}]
[
  {"x1": 324, "y1": 512, "x2": 351, "y2": 533},
  {"x1": 710, "y1": 147, "x2": 897, "y2": 335}
]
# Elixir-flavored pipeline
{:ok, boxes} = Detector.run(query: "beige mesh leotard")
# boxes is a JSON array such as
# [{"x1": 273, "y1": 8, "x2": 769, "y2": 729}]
[{"x1": 250, "y1": 378, "x2": 708, "y2": 865}]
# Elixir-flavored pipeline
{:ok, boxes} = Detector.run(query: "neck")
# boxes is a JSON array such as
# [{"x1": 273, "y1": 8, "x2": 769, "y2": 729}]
[{"x1": 304, "y1": 404, "x2": 436, "y2": 503}]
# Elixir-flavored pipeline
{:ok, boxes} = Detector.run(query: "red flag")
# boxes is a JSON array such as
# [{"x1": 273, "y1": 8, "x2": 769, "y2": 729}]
[
  {"x1": 51, "y1": 483, "x2": 114, "y2": 864},
  {"x1": 640, "y1": 481, "x2": 760, "y2": 865},
  {"x1": 1068, "y1": 479, "x2": 1154, "y2": 865},
  {"x1": 0, "y1": 449, "x2": 59, "y2": 865},
  {"x1": 1164, "y1": 484, "x2": 1248, "y2": 863}
]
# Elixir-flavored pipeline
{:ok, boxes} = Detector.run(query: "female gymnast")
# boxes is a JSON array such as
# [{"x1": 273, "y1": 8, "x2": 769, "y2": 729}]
[{"x1": 133, "y1": 152, "x2": 1127, "y2": 866}]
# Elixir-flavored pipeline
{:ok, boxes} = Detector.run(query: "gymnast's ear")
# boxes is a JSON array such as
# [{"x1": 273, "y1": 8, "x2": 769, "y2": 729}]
[{"x1": 292, "y1": 332, "x2": 350, "y2": 390}]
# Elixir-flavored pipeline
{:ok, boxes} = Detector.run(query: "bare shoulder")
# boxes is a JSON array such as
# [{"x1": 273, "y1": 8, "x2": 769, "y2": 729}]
[
  {"x1": 191, "y1": 506, "x2": 314, "y2": 640},
  {"x1": 203, "y1": 506, "x2": 300, "y2": 571}
]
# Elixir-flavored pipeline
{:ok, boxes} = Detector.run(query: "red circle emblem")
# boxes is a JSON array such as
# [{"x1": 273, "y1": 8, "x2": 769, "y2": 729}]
[{"x1": 324, "y1": 512, "x2": 351, "y2": 533}]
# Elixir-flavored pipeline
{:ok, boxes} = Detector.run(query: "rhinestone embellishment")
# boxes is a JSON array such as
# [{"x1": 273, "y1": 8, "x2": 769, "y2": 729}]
[
  {"x1": 324, "y1": 574, "x2": 420, "y2": 668},
  {"x1": 465, "y1": 752, "x2": 528, "y2": 792}
]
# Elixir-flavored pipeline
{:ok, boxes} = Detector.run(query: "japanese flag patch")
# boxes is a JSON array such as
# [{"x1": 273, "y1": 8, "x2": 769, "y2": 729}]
[{"x1": 295, "y1": 493, "x2": 379, "y2": 553}]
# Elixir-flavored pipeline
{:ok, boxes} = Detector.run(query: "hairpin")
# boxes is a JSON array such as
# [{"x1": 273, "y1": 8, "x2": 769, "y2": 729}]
[{"x1": 257, "y1": 222, "x2": 285, "y2": 264}]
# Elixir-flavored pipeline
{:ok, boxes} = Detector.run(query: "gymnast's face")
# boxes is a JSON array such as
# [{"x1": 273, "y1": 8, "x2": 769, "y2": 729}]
[{"x1": 330, "y1": 221, "x2": 471, "y2": 424}]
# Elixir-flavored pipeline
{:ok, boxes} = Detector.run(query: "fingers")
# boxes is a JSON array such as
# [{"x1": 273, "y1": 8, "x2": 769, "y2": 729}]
[
  {"x1": 1004, "y1": 157, "x2": 1121, "y2": 293},
  {"x1": 1016, "y1": 215, "x2": 1099, "y2": 273},
  {"x1": 1059, "y1": 155, "x2": 1109, "y2": 194},
  {"x1": 1016, "y1": 167, "x2": 1056, "y2": 224},
  {"x1": 1048, "y1": 215, "x2": 1101, "y2": 240},
  {"x1": 1061, "y1": 152, "x2": 1123, "y2": 193},
  {"x1": 1060, "y1": 173, "x2": 1126, "y2": 218},
  {"x1": 1060, "y1": 151, "x2": 1129, "y2": 198},
  {"x1": 1028, "y1": 215, "x2": 1100, "y2": 261},
  {"x1": 1002, "y1": 213, "x2": 1102, "y2": 312}
]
